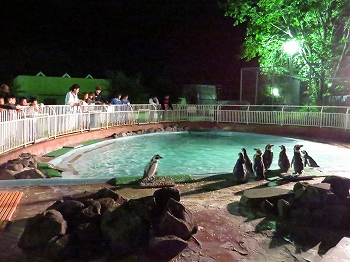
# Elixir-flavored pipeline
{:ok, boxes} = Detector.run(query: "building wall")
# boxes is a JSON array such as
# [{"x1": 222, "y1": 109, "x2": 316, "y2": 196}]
[{"x1": 14, "y1": 75, "x2": 110, "y2": 104}]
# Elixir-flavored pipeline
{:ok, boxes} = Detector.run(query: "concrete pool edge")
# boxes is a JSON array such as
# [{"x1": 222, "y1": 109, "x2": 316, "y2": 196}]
[
  {"x1": 1, "y1": 122, "x2": 350, "y2": 186},
  {"x1": 2, "y1": 122, "x2": 350, "y2": 167}
]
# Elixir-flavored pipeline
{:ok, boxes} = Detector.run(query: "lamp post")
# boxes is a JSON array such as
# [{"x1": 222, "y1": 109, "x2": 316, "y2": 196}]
[{"x1": 283, "y1": 39, "x2": 300, "y2": 88}]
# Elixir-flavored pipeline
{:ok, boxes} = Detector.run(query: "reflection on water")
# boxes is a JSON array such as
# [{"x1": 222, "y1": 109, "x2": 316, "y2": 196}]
[{"x1": 66, "y1": 131, "x2": 350, "y2": 179}]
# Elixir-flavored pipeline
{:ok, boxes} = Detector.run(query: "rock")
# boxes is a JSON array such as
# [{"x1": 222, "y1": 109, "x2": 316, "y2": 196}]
[
  {"x1": 0, "y1": 168, "x2": 15, "y2": 180},
  {"x1": 322, "y1": 176, "x2": 350, "y2": 199},
  {"x1": 100, "y1": 202, "x2": 150, "y2": 256},
  {"x1": 165, "y1": 126, "x2": 172, "y2": 132},
  {"x1": 6, "y1": 163, "x2": 24, "y2": 171},
  {"x1": 96, "y1": 197, "x2": 119, "y2": 213},
  {"x1": 293, "y1": 182, "x2": 308, "y2": 199},
  {"x1": 277, "y1": 199, "x2": 290, "y2": 217},
  {"x1": 240, "y1": 187, "x2": 294, "y2": 207},
  {"x1": 80, "y1": 200, "x2": 102, "y2": 222},
  {"x1": 299, "y1": 185, "x2": 321, "y2": 205},
  {"x1": 45, "y1": 234, "x2": 72, "y2": 260},
  {"x1": 47, "y1": 200, "x2": 85, "y2": 221},
  {"x1": 63, "y1": 188, "x2": 127, "y2": 205},
  {"x1": 154, "y1": 198, "x2": 198, "y2": 240},
  {"x1": 18, "y1": 209, "x2": 67, "y2": 250},
  {"x1": 323, "y1": 192, "x2": 341, "y2": 206},
  {"x1": 126, "y1": 196, "x2": 157, "y2": 223},
  {"x1": 154, "y1": 187, "x2": 181, "y2": 209},
  {"x1": 14, "y1": 169, "x2": 46, "y2": 179},
  {"x1": 149, "y1": 235, "x2": 188, "y2": 259},
  {"x1": 290, "y1": 207, "x2": 312, "y2": 226},
  {"x1": 260, "y1": 199, "x2": 277, "y2": 215}
]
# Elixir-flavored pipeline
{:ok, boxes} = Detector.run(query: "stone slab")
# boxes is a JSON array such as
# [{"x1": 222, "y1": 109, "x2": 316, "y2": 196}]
[{"x1": 240, "y1": 187, "x2": 293, "y2": 207}]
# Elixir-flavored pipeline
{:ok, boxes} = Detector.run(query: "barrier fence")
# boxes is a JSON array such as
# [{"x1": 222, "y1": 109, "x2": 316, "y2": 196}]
[{"x1": 1, "y1": 104, "x2": 350, "y2": 155}]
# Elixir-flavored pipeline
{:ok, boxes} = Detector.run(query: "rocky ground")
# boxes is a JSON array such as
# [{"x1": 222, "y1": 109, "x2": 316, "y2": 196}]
[{"x1": 0, "y1": 166, "x2": 349, "y2": 262}]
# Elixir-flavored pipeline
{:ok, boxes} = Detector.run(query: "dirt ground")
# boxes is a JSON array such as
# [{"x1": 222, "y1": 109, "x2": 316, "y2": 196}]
[{"x1": 0, "y1": 168, "x2": 349, "y2": 262}]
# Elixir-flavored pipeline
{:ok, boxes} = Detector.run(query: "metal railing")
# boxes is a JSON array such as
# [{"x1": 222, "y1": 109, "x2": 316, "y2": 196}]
[{"x1": 1, "y1": 104, "x2": 350, "y2": 155}]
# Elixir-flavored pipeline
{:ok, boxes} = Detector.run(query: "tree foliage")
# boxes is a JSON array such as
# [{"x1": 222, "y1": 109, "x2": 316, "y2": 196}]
[
  {"x1": 219, "y1": 0, "x2": 350, "y2": 104},
  {"x1": 109, "y1": 72, "x2": 148, "y2": 104}
]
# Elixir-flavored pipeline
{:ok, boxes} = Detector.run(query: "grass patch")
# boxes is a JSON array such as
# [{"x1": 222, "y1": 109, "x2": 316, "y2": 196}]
[
  {"x1": 112, "y1": 174, "x2": 195, "y2": 186},
  {"x1": 81, "y1": 139, "x2": 104, "y2": 146},
  {"x1": 39, "y1": 168, "x2": 62, "y2": 178},
  {"x1": 114, "y1": 176, "x2": 140, "y2": 185},
  {"x1": 43, "y1": 148, "x2": 73, "y2": 157}
]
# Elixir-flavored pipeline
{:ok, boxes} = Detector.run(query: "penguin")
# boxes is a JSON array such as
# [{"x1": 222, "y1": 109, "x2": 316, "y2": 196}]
[
  {"x1": 241, "y1": 148, "x2": 253, "y2": 174},
  {"x1": 291, "y1": 145, "x2": 304, "y2": 175},
  {"x1": 301, "y1": 150, "x2": 319, "y2": 167},
  {"x1": 262, "y1": 144, "x2": 274, "y2": 170},
  {"x1": 253, "y1": 148, "x2": 265, "y2": 180},
  {"x1": 232, "y1": 152, "x2": 247, "y2": 184},
  {"x1": 141, "y1": 154, "x2": 163, "y2": 181},
  {"x1": 278, "y1": 145, "x2": 290, "y2": 173}
]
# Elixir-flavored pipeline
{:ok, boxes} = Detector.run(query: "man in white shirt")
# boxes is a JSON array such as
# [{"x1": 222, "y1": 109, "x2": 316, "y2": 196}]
[{"x1": 65, "y1": 84, "x2": 82, "y2": 113}]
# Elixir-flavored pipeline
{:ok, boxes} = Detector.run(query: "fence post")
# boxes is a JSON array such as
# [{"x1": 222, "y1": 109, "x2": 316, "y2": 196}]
[
  {"x1": 320, "y1": 107, "x2": 324, "y2": 128},
  {"x1": 345, "y1": 108, "x2": 349, "y2": 131},
  {"x1": 281, "y1": 106, "x2": 285, "y2": 126},
  {"x1": 246, "y1": 106, "x2": 250, "y2": 124},
  {"x1": 216, "y1": 105, "x2": 220, "y2": 123}
]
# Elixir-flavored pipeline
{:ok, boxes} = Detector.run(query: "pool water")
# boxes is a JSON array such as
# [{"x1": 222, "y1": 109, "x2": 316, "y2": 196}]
[{"x1": 59, "y1": 131, "x2": 350, "y2": 180}]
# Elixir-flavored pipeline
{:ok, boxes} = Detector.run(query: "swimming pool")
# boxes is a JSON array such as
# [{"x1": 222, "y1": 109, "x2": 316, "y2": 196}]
[{"x1": 52, "y1": 131, "x2": 350, "y2": 180}]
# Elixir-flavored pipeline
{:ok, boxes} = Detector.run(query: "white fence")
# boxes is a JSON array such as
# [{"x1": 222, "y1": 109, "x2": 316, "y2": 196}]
[{"x1": 1, "y1": 104, "x2": 350, "y2": 155}]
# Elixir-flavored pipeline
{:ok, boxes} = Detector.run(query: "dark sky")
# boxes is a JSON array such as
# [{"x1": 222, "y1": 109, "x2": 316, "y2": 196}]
[{"x1": 0, "y1": 0, "x2": 256, "y2": 99}]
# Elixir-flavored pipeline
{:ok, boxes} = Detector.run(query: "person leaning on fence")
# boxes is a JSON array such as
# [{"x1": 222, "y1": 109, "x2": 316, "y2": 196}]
[
  {"x1": 65, "y1": 84, "x2": 82, "y2": 113},
  {"x1": 111, "y1": 93, "x2": 122, "y2": 105},
  {"x1": 161, "y1": 95, "x2": 173, "y2": 110},
  {"x1": 94, "y1": 86, "x2": 108, "y2": 105},
  {"x1": 149, "y1": 96, "x2": 159, "y2": 105}
]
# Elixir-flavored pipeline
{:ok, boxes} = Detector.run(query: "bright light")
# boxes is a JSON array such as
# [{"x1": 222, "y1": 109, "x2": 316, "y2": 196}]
[
  {"x1": 283, "y1": 39, "x2": 300, "y2": 56},
  {"x1": 272, "y1": 88, "x2": 279, "y2": 97}
]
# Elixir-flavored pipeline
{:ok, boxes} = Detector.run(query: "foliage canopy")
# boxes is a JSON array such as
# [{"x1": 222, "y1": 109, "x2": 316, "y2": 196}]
[{"x1": 219, "y1": 0, "x2": 350, "y2": 104}]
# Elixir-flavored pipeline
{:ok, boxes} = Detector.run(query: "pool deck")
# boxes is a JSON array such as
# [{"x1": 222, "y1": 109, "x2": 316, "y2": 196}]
[
  {"x1": 1, "y1": 122, "x2": 350, "y2": 261},
  {"x1": 0, "y1": 170, "x2": 349, "y2": 261}
]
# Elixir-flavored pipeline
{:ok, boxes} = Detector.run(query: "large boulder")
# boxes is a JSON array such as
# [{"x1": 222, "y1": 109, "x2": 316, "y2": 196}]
[
  {"x1": 154, "y1": 187, "x2": 181, "y2": 209},
  {"x1": 149, "y1": 235, "x2": 188, "y2": 259},
  {"x1": 100, "y1": 200, "x2": 150, "y2": 256},
  {"x1": 322, "y1": 176, "x2": 350, "y2": 199},
  {"x1": 47, "y1": 200, "x2": 85, "y2": 221},
  {"x1": 154, "y1": 198, "x2": 198, "y2": 240},
  {"x1": 0, "y1": 168, "x2": 15, "y2": 180},
  {"x1": 18, "y1": 209, "x2": 67, "y2": 250},
  {"x1": 14, "y1": 169, "x2": 46, "y2": 179}
]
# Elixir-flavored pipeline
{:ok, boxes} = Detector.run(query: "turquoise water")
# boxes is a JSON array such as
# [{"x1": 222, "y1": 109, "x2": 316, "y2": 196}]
[{"x1": 63, "y1": 131, "x2": 350, "y2": 179}]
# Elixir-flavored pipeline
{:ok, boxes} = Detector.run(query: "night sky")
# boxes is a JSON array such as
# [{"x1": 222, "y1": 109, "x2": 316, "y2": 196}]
[{"x1": 0, "y1": 0, "x2": 257, "y2": 99}]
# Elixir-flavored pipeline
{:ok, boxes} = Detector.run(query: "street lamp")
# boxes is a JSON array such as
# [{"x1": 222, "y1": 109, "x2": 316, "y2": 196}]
[{"x1": 283, "y1": 39, "x2": 300, "y2": 85}]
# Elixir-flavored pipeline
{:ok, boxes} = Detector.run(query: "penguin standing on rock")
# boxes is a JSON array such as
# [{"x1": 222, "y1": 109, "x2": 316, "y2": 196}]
[
  {"x1": 302, "y1": 150, "x2": 320, "y2": 167},
  {"x1": 253, "y1": 148, "x2": 265, "y2": 180},
  {"x1": 262, "y1": 144, "x2": 274, "y2": 170},
  {"x1": 233, "y1": 152, "x2": 247, "y2": 184},
  {"x1": 141, "y1": 154, "x2": 163, "y2": 182},
  {"x1": 278, "y1": 145, "x2": 290, "y2": 173},
  {"x1": 242, "y1": 148, "x2": 253, "y2": 174},
  {"x1": 291, "y1": 145, "x2": 304, "y2": 175}
]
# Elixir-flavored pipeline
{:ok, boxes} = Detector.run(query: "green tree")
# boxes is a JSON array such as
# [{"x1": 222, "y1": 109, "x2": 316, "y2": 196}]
[
  {"x1": 109, "y1": 72, "x2": 148, "y2": 103},
  {"x1": 220, "y1": 0, "x2": 350, "y2": 104}
]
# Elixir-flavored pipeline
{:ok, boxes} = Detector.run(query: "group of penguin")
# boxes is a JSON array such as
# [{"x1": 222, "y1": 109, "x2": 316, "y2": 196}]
[{"x1": 233, "y1": 144, "x2": 320, "y2": 184}]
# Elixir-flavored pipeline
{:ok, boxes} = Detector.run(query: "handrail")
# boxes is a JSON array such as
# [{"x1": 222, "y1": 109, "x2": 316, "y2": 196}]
[{"x1": 1, "y1": 104, "x2": 350, "y2": 156}]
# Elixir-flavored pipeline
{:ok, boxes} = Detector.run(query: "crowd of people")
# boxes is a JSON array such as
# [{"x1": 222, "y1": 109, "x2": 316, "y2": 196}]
[
  {"x1": 65, "y1": 84, "x2": 131, "y2": 108},
  {"x1": 0, "y1": 83, "x2": 43, "y2": 116},
  {"x1": 64, "y1": 84, "x2": 174, "y2": 111},
  {"x1": 1, "y1": 82, "x2": 174, "y2": 119}
]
